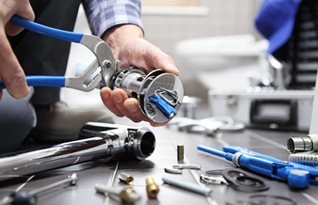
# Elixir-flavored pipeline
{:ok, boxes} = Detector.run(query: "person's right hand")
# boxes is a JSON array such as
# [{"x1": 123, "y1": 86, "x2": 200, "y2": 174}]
[{"x1": 0, "y1": 0, "x2": 35, "y2": 100}]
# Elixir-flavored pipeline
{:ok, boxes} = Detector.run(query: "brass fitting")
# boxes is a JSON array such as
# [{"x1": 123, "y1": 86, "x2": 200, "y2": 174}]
[
  {"x1": 119, "y1": 188, "x2": 141, "y2": 204},
  {"x1": 146, "y1": 176, "x2": 159, "y2": 198},
  {"x1": 118, "y1": 172, "x2": 134, "y2": 185},
  {"x1": 177, "y1": 144, "x2": 184, "y2": 161}
]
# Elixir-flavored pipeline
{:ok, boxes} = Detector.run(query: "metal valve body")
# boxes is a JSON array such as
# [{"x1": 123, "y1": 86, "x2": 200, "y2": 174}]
[
  {"x1": 109, "y1": 69, "x2": 184, "y2": 123},
  {"x1": 0, "y1": 123, "x2": 156, "y2": 182}
]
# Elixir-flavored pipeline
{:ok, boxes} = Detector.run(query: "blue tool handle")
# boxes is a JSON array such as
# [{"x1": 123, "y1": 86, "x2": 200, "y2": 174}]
[
  {"x1": 199, "y1": 145, "x2": 311, "y2": 189},
  {"x1": 198, "y1": 145, "x2": 281, "y2": 178},
  {"x1": 10, "y1": 15, "x2": 84, "y2": 43},
  {"x1": 197, "y1": 145, "x2": 234, "y2": 162},
  {"x1": 0, "y1": 76, "x2": 65, "y2": 89},
  {"x1": 223, "y1": 145, "x2": 284, "y2": 163},
  {"x1": 149, "y1": 95, "x2": 177, "y2": 118}
]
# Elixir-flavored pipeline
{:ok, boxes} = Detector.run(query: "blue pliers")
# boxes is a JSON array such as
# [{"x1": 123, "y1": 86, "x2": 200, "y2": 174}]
[{"x1": 0, "y1": 15, "x2": 120, "y2": 91}]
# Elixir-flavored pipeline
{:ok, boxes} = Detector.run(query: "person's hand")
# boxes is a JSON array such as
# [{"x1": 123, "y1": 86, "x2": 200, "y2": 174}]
[
  {"x1": 100, "y1": 24, "x2": 179, "y2": 126},
  {"x1": 0, "y1": 0, "x2": 35, "y2": 99}
]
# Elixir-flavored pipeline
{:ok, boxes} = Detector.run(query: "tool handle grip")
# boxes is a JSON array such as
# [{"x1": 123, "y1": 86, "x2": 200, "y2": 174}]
[
  {"x1": 10, "y1": 15, "x2": 84, "y2": 43},
  {"x1": 0, "y1": 76, "x2": 66, "y2": 89}
]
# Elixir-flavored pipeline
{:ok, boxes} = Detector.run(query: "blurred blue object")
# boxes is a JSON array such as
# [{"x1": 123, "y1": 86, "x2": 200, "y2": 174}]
[{"x1": 255, "y1": 0, "x2": 302, "y2": 54}]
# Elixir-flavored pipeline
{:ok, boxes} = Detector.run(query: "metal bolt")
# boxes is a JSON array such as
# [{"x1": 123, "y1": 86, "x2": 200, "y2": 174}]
[
  {"x1": 177, "y1": 144, "x2": 184, "y2": 161},
  {"x1": 103, "y1": 60, "x2": 112, "y2": 68}
]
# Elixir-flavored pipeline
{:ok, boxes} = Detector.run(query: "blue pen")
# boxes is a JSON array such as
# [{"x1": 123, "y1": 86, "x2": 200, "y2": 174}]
[{"x1": 197, "y1": 145, "x2": 318, "y2": 189}]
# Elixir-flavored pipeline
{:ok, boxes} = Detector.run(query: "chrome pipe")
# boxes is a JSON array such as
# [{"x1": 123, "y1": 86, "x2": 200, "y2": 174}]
[
  {"x1": 287, "y1": 134, "x2": 318, "y2": 152},
  {"x1": 0, "y1": 125, "x2": 155, "y2": 182}
]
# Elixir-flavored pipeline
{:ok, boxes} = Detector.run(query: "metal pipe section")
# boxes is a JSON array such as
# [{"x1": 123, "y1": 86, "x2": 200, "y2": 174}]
[
  {"x1": 287, "y1": 134, "x2": 318, "y2": 152},
  {"x1": 0, "y1": 125, "x2": 156, "y2": 182}
]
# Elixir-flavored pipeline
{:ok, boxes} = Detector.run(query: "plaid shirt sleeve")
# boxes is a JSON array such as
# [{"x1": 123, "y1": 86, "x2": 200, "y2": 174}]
[{"x1": 82, "y1": 0, "x2": 143, "y2": 37}]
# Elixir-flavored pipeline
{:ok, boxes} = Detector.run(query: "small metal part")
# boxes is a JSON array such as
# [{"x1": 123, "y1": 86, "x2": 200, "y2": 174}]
[
  {"x1": 118, "y1": 172, "x2": 134, "y2": 185},
  {"x1": 177, "y1": 144, "x2": 184, "y2": 161},
  {"x1": 0, "y1": 124, "x2": 156, "y2": 182},
  {"x1": 287, "y1": 134, "x2": 318, "y2": 152},
  {"x1": 145, "y1": 176, "x2": 159, "y2": 198},
  {"x1": 288, "y1": 151, "x2": 318, "y2": 166},
  {"x1": 95, "y1": 184, "x2": 141, "y2": 204},
  {"x1": 172, "y1": 164, "x2": 201, "y2": 170},
  {"x1": 200, "y1": 170, "x2": 228, "y2": 185},
  {"x1": 200, "y1": 174, "x2": 228, "y2": 185},
  {"x1": 0, "y1": 173, "x2": 78, "y2": 205},
  {"x1": 164, "y1": 167, "x2": 182, "y2": 174},
  {"x1": 162, "y1": 176, "x2": 212, "y2": 196}
]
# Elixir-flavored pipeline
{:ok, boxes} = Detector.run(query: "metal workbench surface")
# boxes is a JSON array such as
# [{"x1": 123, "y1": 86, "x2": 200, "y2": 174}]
[{"x1": 0, "y1": 118, "x2": 317, "y2": 205}]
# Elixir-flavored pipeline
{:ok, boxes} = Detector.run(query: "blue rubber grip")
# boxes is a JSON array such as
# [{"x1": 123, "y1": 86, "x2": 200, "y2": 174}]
[
  {"x1": 10, "y1": 15, "x2": 83, "y2": 43},
  {"x1": 149, "y1": 95, "x2": 177, "y2": 118},
  {"x1": 0, "y1": 76, "x2": 65, "y2": 89}
]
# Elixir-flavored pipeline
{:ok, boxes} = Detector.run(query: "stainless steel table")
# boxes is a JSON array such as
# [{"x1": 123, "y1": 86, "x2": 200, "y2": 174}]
[{"x1": 0, "y1": 118, "x2": 317, "y2": 205}]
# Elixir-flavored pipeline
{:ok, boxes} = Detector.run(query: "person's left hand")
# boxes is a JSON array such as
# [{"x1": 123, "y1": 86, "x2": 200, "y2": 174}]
[{"x1": 100, "y1": 24, "x2": 179, "y2": 126}]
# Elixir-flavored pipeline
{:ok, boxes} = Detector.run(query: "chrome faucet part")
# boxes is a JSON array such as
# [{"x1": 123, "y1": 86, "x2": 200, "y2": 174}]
[
  {"x1": 0, "y1": 126, "x2": 155, "y2": 182},
  {"x1": 287, "y1": 134, "x2": 318, "y2": 152},
  {"x1": 110, "y1": 69, "x2": 184, "y2": 123}
]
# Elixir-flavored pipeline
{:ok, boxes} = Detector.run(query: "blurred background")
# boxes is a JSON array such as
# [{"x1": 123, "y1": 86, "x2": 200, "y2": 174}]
[{"x1": 62, "y1": 0, "x2": 266, "y2": 109}]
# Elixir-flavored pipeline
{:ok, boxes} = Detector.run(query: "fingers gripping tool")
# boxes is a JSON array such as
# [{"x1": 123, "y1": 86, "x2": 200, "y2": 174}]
[{"x1": 0, "y1": 16, "x2": 184, "y2": 123}]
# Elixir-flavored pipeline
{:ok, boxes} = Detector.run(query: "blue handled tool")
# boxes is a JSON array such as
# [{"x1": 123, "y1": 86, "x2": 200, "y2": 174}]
[
  {"x1": 197, "y1": 145, "x2": 318, "y2": 189},
  {"x1": 0, "y1": 15, "x2": 117, "y2": 91},
  {"x1": 0, "y1": 16, "x2": 184, "y2": 123}
]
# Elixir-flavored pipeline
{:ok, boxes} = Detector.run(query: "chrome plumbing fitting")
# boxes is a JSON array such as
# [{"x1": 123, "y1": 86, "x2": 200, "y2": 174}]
[
  {"x1": 0, "y1": 123, "x2": 156, "y2": 182},
  {"x1": 287, "y1": 134, "x2": 318, "y2": 152},
  {"x1": 109, "y1": 69, "x2": 184, "y2": 123}
]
